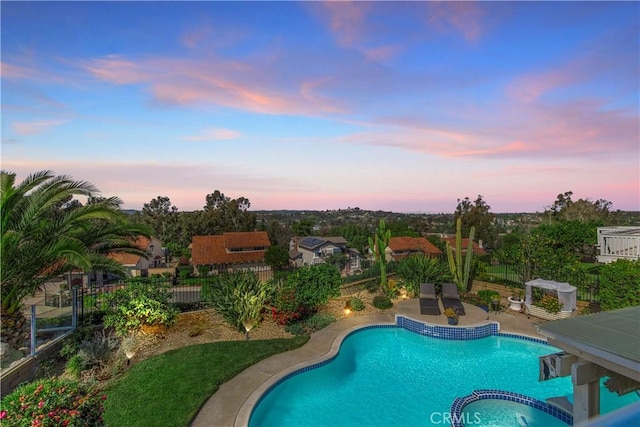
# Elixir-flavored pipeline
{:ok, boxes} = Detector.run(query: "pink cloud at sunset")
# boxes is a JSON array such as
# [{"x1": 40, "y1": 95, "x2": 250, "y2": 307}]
[
  {"x1": 2, "y1": 1, "x2": 638, "y2": 213},
  {"x1": 13, "y1": 120, "x2": 66, "y2": 136},
  {"x1": 81, "y1": 56, "x2": 345, "y2": 116},
  {"x1": 180, "y1": 128, "x2": 241, "y2": 142},
  {"x1": 423, "y1": 1, "x2": 487, "y2": 43}
]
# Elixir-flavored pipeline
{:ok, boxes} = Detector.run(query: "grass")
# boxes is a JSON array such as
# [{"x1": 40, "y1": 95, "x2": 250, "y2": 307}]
[{"x1": 103, "y1": 335, "x2": 309, "y2": 427}]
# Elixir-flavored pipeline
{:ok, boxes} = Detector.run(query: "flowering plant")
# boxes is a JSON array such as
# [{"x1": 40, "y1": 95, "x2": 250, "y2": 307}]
[
  {"x1": 0, "y1": 378, "x2": 105, "y2": 426},
  {"x1": 443, "y1": 307, "x2": 459, "y2": 320}
]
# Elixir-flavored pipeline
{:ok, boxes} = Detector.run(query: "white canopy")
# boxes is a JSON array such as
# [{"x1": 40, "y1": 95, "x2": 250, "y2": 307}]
[{"x1": 525, "y1": 278, "x2": 577, "y2": 313}]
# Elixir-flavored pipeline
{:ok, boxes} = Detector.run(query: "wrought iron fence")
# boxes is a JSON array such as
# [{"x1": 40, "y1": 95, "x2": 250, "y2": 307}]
[{"x1": 477, "y1": 263, "x2": 599, "y2": 302}]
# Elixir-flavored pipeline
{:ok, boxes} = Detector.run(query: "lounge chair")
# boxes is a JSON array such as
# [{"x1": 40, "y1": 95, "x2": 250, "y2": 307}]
[
  {"x1": 419, "y1": 283, "x2": 441, "y2": 315},
  {"x1": 441, "y1": 283, "x2": 466, "y2": 315}
]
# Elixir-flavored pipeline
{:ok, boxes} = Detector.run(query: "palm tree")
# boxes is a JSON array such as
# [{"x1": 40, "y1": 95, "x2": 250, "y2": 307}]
[{"x1": 1, "y1": 170, "x2": 151, "y2": 350}]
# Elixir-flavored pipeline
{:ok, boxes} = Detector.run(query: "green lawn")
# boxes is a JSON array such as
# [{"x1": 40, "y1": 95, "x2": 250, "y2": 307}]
[{"x1": 103, "y1": 336, "x2": 309, "y2": 427}]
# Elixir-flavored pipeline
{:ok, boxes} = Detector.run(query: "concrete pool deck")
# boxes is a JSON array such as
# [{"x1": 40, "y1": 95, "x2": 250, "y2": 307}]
[{"x1": 190, "y1": 299, "x2": 546, "y2": 427}]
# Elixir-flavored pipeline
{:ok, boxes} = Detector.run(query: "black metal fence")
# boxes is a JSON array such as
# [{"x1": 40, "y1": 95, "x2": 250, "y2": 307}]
[
  {"x1": 478, "y1": 263, "x2": 600, "y2": 302},
  {"x1": 77, "y1": 278, "x2": 212, "y2": 323}
]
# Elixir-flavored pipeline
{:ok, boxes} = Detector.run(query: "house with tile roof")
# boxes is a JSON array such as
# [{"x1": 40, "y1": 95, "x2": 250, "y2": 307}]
[
  {"x1": 86, "y1": 236, "x2": 164, "y2": 285},
  {"x1": 109, "y1": 236, "x2": 164, "y2": 272},
  {"x1": 289, "y1": 236, "x2": 362, "y2": 276},
  {"x1": 386, "y1": 236, "x2": 442, "y2": 261},
  {"x1": 191, "y1": 231, "x2": 272, "y2": 279},
  {"x1": 440, "y1": 236, "x2": 487, "y2": 256}
]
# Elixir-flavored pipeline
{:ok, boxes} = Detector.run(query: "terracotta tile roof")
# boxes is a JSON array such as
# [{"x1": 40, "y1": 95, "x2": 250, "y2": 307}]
[
  {"x1": 223, "y1": 231, "x2": 271, "y2": 249},
  {"x1": 108, "y1": 236, "x2": 151, "y2": 266},
  {"x1": 388, "y1": 236, "x2": 441, "y2": 257},
  {"x1": 441, "y1": 237, "x2": 487, "y2": 256},
  {"x1": 191, "y1": 231, "x2": 270, "y2": 265}
]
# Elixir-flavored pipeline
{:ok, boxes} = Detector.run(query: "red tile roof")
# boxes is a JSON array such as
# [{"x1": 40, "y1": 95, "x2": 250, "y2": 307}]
[
  {"x1": 108, "y1": 236, "x2": 151, "y2": 266},
  {"x1": 191, "y1": 231, "x2": 271, "y2": 265},
  {"x1": 441, "y1": 237, "x2": 487, "y2": 256},
  {"x1": 388, "y1": 236, "x2": 441, "y2": 257}
]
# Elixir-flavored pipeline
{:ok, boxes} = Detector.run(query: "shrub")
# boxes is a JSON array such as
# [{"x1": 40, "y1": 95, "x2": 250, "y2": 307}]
[
  {"x1": 598, "y1": 259, "x2": 640, "y2": 311},
  {"x1": 304, "y1": 314, "x2": 336, "y2": 332},
  {"x1": 396, "y1": 254, "x2": 449, "y2": 297},
  {"x1": 283, "y1": 314, "x2": 336, "y2": 335},
  {"x1": 102, "y1": 280, "x2": 178, "y2": 336},
  {"x1": 0, "y1": 378, "x2": 106, "y2": 426},
  {"x1": 202, "y1": 271, "x2": 268, "y2": 332},
  {"x1": 373, "y1": 295, "x2": 393, "y2": 309},
  {"x1": 65, "y1": 354, "x2": 86, "y2": 379},
  {"x1": 477, "y1": 290, "x2": 500, "y2": 305},
  {"x1": 270, "y1": 286, "x2": 304, "y2": 325},
  {"x1": 270, "y1": 264, "x2": 341, "y2": 324},
  {"x1": 284, "y1": 322, "x2": 307, "y2": 336},
  {"x1": 63, "y1": 330, "x2": 120, "y2": 380},
  {"x1": 460, "y1": 292, "x2": 484, "y2": 306},
  {"x1": 60, "y1": 328, "x2": 94, "y2": 360},
  {"x1": 365, "y1": 280, "x2": 379, "y2": 293},
  {"x1": 535, "y1": 294, "x2": 562, "y2": 314},
  {"x1": 347, "y1": 297, "x2": 365, "y2": 311}
]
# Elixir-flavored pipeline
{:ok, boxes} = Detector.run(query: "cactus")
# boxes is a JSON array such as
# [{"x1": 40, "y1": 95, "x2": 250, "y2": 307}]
[
  {"x1": 368, "y1": 219, "x2": 391, "y2": 290},
  {"x1": 446, "y1": 218, "x2": 476, "y2": 292}
]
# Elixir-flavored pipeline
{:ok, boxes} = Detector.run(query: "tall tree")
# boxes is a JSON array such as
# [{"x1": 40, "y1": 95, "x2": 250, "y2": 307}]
[
  {"x1": 259, "y1": 219, "x2": 293, "y2": 248},
  {"x1": 546, "y1": 191, "x2": 614, "y2": 223},
  {"x1": 141, "y1": 196, "x2": 179, "y2": 242},
  {"x1": 454, "y1": 195, "x2": 496, "y2": 248},
  {"x1": 291, "y1": 218, "x2": 315, "y2": 237},
  {"x1": 202, "y1": 190, "x2": 256, "y2": 234},
  {"x1": 1, "y1": 170, "x2": 151, "y2": 350}
]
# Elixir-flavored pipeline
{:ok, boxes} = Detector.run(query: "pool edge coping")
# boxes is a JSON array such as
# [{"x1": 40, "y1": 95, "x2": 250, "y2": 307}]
[{"x1": 450, "y1": 389, "x2": 574, "y2": 427}]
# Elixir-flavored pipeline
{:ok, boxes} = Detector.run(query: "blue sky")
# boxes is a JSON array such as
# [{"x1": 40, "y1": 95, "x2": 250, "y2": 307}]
[{"x1": 2, "y1": 1, "x2": 639, "y2": 213}]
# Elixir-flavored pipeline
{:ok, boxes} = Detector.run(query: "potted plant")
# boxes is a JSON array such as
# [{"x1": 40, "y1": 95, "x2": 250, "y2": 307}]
[
  {"x1": 490, "y1": 294, "x2": 501, "y2": 313},
  {"x1": 444, "y1": 307, "x2": 459, "y2": 325},
  {"x1": 507, "y1": 289, "x2": 524, "y2": 312}
]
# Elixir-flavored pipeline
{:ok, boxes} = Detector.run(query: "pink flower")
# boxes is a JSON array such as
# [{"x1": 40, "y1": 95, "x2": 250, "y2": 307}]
[
  {"x1": 38, "y1": 400, "x2": 44, "y2": 408},
  {"x1": 101, "y1": 394, "x2": 107, "y2": 401},
  {"x1": 1, "y1": 410, "x2": 7, "y2": 419}
]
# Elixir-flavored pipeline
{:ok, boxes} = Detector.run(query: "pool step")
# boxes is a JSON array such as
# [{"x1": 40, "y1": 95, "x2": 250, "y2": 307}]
[{"x1": 546, "y1": 396, "x2": 573, "y2": 414}]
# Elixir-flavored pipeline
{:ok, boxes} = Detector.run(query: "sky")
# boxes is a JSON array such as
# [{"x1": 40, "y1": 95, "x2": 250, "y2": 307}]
[{"x1": 1, "y1": 1, "x2": 639, "y2": 214}]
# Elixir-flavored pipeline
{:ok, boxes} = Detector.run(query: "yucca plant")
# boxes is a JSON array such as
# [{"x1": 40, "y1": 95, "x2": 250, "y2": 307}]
[{"x1": 203, "y1": 271, "x2": 268, "y2": 333}]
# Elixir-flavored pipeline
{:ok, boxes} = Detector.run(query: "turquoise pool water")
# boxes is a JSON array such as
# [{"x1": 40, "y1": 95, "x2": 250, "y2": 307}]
[
  {"x1": 249, "y1": 327, "x2": 638, "y2": 427},
  {"x1": 462, "y1": 400, "x2": 569, "y2": 427}
]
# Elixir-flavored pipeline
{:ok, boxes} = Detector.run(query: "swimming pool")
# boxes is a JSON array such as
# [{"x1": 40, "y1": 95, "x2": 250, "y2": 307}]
[{"x1": 249, "y1": 326, "x2": 638, "y2": 427}]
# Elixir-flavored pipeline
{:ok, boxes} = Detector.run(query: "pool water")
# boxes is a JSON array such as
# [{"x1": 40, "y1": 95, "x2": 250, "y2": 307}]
[
  {"x1": 249, "y1": 327, "x2": 638, "y2": 427},
  {"x1": 462, "y1": 399, "x2": 569, "y2": 427}
]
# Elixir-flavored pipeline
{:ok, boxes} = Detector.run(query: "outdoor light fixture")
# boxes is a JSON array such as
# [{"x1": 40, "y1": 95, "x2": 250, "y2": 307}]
[
  {"x1": 243, "y1": 320, "x2": 253, "y2": 340},
  {"x1": 125, "y1": 350, "x2": 135, "y2": 365},
  {"x1": 344, "y1": 308, "x2": 352, "y2": 316}
]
